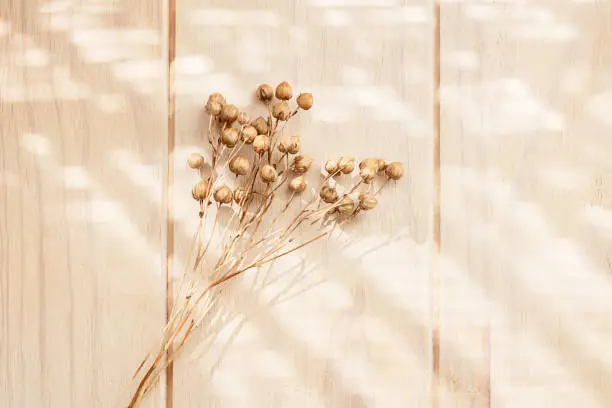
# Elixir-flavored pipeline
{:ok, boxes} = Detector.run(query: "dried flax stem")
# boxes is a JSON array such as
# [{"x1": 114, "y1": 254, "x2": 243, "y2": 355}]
[
  {"x1": 247, "y1": 231, "x2": 329, "y2": 270},
  {"x1": 260, "y1": 192, "x2": 295, "y2": 241},
  {"x1": 196, "y1": 205, "x2": 222, "y2": 267},
  {"x1": 126, "y1": 82, "x2": 404, "y2": 407}
]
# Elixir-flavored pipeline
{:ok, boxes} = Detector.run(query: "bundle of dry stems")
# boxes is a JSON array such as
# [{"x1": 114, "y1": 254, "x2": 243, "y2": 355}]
[{"x1": 125, "y1": 81, "x2": 404, "y2": 406}]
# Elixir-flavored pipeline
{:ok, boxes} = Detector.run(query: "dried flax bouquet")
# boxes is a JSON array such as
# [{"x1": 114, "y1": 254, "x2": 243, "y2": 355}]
[{"x1": 126, "y1": 82, "x2": 404, "y2": 406}]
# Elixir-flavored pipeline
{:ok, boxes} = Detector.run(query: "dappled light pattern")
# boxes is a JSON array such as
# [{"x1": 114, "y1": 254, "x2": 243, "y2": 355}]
[
  {"x1": 441, "y1": 1, "x2": 612, "y2": 407},
  {"x1": 3, "y1": 0, "x2": 611, "y2": 407}
]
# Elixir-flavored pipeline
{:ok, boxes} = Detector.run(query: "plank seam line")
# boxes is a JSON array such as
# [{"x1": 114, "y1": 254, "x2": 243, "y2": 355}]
[
  {"x1": 432, "y1": 2, "x2": 441, "y2": 408},
  {"x1": 165, "y1": 0, "x2": 177, "y2": 405}
]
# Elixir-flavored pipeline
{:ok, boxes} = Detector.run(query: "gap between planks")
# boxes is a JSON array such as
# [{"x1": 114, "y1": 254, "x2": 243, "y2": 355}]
[
  {"x1": 432, "y1": 2, "x2": 442, "y2": 408},
  {"x1": 164, "y1": 0, "x2": 177, "y2": 406}
]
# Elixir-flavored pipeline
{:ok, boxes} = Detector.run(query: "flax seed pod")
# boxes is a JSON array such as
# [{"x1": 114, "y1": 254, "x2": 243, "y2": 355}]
[
  {"x1": 272, "y1": 101, "x2": 291, "y2": 121},
  {"x1": 252, "y1": 116, "x2": 269, "y2": 135},
  {"x1": 219, "y1": 104, "x2": 239, "y2": 123},
  {"x1": 359, "y1": 166, "x2": 376, "y2": 184},
  {"x1": 233, "y1": 187, "x2": 249, "y2": 204},
  {"x1": 337, "y1": 196, "x2": 355, "y2": 215},
  {"x1": 237, "y1": 112, "x2": 250, "y2": 125},
  {"x1": 325, "y1": 159, "x2": 339, "y2": 174},
  {"x1": 213, "y1": 185, "x2": 233, "y2": 205},
  {"x1": 241, "y1": 125, "x2": 257, "y2": 144},
  {"x1": 257, "y1": 83, "x2": 274, "y2": 102},
  {"x1": 277, "y1": 136, "x2": 300, "y2": 155},
  {"x1": 229, "y1": 155, "x2": 250, "y2": 176},
  {"x1": 260, "y1": 164, "x2": 278, "y2": 183},
  {"x1": 205, "y1": 100, "x2": 222, "y2": 116},
  {"x1": 359, "y1": 158, "x2": 379, "y2": 172},
  {"x1": 187, "y1": 153, "x2": 204, "y2": 169},
  {"x1": 293, "y1": 155, "x2": 313, "y2": 174},
  {"x1": 358, "y1": 192, "x2": 377, "y2": 210},
  {"x1": 275, "y1": 81, "x2": 293, "y2": 100},
  {"x1": 296, "y1": 93, "x2": 313, "y2": 110},
  {"x1": 192, "y1": 180, "x2": 209, "y2": 201},
  {"x1": 385, "y1": 162, "x2": 404, "y2": 180},
  {"x1": 320, "y1": 185, "x2": 338, "y2": 204},
  {"x1": 208, "y1": 93, "x2": 226, "y2": 104},
  {"x1": 289, "y1": 176, "x2": 307, "y2": 193},
  {"x1": 221, "y1": 127, "x2": 239, "y2": 147},
  {"x1": 338, "y1": 156, "x2": 355, "y2": 174},
  {"x1": 253, "y1": 135, "x2": 270, "y2": 155}
]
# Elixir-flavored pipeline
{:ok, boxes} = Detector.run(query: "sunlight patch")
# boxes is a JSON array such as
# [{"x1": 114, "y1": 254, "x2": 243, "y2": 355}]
[
  {"x1": 62, "y1": 166, "x2": 90, "y2": 189},
  {"x1": 583, "y1": 205, "x2": 612, "y2": 236},
  {"x1": 175, "y1": 55, "x2": 213, "y2": 76},
  {"x1": 21, "y1": 133, "x2": 53, "y2": 156},
  {"x1": 191, "y1": 9, "x2": 280, "y2": 26},
  {"x1": 309, "y1": 0, "x2": 398, "y2": 6}
]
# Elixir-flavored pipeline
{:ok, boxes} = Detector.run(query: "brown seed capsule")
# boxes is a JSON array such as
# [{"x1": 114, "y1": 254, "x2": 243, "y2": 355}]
[
  {"x1": 359, "y1": 166, "x2": 376, "y2": 184},
  {"x1": 338, "y1": 156, "x2": 355, "y2": 174},
  {"x1": 219, "y1": 104, "x2": 239, "y2": 123},
  {"x1": 293, "y1": 155, "x2": 313, "y2": 174},
  {"x1": 385, "y1": 162, "x2": 404, "y2": 180},
  {"x1": 257, "y1": 83, "x2": 274, "y2": 102},
  {"x1": 320, "y1": 185, "x2": 338, "y2": 204},
  {"x1": 241, "y1": 125, "x2": 257, "y2": 144},
  {"x1": 213, "y1": 184, "x2": 233, "y2": 204},
  {"x1": 358, "y1": 192, "x2": 377, "y2": 210},
  {"x1": 187, "y1": 152, "x2": 204, "y2": 169},
  {"x1": 277, "y1": 136, "x2": 300, "y2": 155},
  {"x1": 192, "y1": 180, "x2": 209, "y2": 201},
  {"x1": 296, "y1": 93, "x2": 313, "y2": 110},
  {"x1": 359, "y1": 158, "x2": 380, "y2": 172},
  {"x1": 205, "y1": 100, "x2": 222, "y2": 116},
  {"x1": 260, "y1": 164, "x2": 278, "y2": 183},
  {"x1": 324, "y1": 159, "x2": 339, "y2": 174},
  {"x1": 233, "y1": 187, "x2": 249, "y2": 204},
  {"x1": 229, "y1": 155, "x2": 250, "y2": 175},
  {"x1": 208, "y1": 93, "x2": 226, "y2": 104},
  {"x1": 237, "y1": 112, "x2": 250, "y2": 125},
  {"x1": 221, "y1": 127, "x2": 239, "y2": 147},
  {"x1": 275, "y1": 81, "x2": 293, "y2": 100},
  {"x1": 289, "y1": 176, "x2": 307, "y2": 193},
  {"x1": 272, "y1": 101, "x2": 291, "y2": 121},
  {"x1": 337, "y1": 196, "x2": 355, "y2": 215},
  {"x1": 253, "y1": 135, "x2": 270, "y2": 155},
  {"x1": 252, "y1": 116, "x2": 269, "y2": 135}
]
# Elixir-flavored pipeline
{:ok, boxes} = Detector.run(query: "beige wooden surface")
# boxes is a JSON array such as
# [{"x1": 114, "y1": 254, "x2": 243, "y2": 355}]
[
  {"x1": 3, "y1": 0, "x2": 612, "y2": 407},
  {"x1": 0, "y1": 1, "x2": 167, "y2": 407},
  {"x1": 172, "y1": 1, "x2": 433, "y2": 407},
  {"x1": 441, "y1": 1, "x2": 612, "y2": 408}
]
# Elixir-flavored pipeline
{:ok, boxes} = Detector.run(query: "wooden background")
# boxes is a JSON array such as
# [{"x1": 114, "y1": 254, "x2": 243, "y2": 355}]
[{"x1": 1, "y1": 0, "x2": 611, "y2": 407}]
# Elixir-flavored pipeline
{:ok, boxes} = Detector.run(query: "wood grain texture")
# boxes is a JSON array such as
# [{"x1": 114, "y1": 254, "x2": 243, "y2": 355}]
[
  {"x1": 8, "y1": 1, "x2": 612, "y2": 407},
  {"x1": 172, "y1": 0, "x2": 433, "y2": 407},
  {"x1": 441, "y1": 2, "x2": 612, "y2": 408},
  {"x1": 0, "y1": 1, "x2": 167, "y2": 407}
]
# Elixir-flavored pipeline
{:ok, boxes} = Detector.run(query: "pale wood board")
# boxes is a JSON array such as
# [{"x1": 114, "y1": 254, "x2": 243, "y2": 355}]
[
  {"x1": 171, "y1": 0, "x2": 434, "y2": 407},
  {"x1": 0, "y1": 1, "x2": 167, "y2": 407},
  {"x1": 441, "y1": 2, "x2": 612, "y2": 408},
  {"x1": 6, "y1": 1, "x2": 612, "y2": 407}
]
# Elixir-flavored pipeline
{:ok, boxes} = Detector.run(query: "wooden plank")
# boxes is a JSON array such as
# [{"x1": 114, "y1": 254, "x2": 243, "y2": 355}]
[
  {"x1": 172, "y1": 1, "x2": 434, "y2": 407},
  {"x1": 441, "y1": 2, "x2": 612, "y2": 408},
  {"x1": 0, "y1": 1, "x2": 167, "y2": 407}
]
